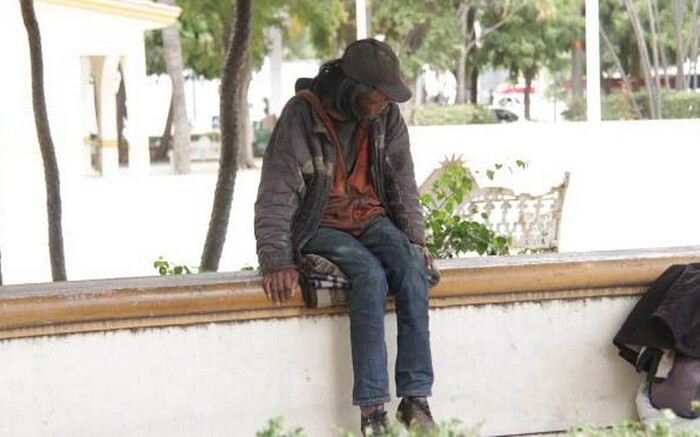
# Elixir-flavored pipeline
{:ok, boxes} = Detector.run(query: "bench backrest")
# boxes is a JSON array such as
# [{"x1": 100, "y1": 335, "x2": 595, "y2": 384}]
[{"x1": 419, "y1": 159, "x2": 569, "y2": 253}]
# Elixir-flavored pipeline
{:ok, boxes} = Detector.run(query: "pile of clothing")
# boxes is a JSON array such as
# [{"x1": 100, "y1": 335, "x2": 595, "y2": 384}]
[{"x1": 614, "y1": 263, "x2": 700, "y2": 428}]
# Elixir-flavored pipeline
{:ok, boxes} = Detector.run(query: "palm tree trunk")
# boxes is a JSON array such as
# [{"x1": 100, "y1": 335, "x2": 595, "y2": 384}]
[
  {"x1": 671, "y1": 0, "x2": 688, "y2": 90},
  {"x1": 647, "y1": 0, "x2": 664, "y2": 91},
  {"x1": 200, "y1": 0, "x2": 252, "y2": 272},
  {"x1": 20, "y1": 0, "x2": 66, "y2": 281},
  {"x1": 625, "y1": 0, "x2": 661, "y2": 119},
  {"x1": 161, "y1": 0, "x2": 191, "y2": 174},
  {"x1": 600, "y1": 28, "x2": 643, "y2": 119}
]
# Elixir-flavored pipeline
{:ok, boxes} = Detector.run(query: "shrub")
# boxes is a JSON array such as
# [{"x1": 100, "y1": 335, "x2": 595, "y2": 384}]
[
  {"x1": 153, "y1": 256, "x2": 194, "y2": 276},
  {"x1": 413, "y1": 104, "x2": 498, "y2": 125},
  {"x1": 420, "y1": 161, "x2": 511, "y2": 258},
  {"x1": 565, "y1": 91, "x2": 700, "y2": 121}
]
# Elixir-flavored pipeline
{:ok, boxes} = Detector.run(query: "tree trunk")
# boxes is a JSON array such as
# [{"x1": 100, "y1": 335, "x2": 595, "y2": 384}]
[
  {"x1": 236, "y1": 53, "x2": 255, "y2": 169},
  {"x1": 467, "y1": 6, "x2": 479, "y2": 104},
  {"x1": 671, "y1": 0, "x2": 688, "y2": 90},
  {"x1": 155, "y1": 96, "x2": 174, "y2": 162},
  {"x1": 469, "y1": 64, "x2": 479, "y2": 104},
  {"x1": 455, "y1": 4, "x2": 469, "y2": 105},
  {"x1": 161, "y1": 0, "x2": 191, "y2": 174},
  {"x1": 601, "y1": 28, "x2": 643, "y2": 119},
  {"x1": 20, "y1": 0, "x2": 66, "y2": 282},
  {"x1": 400, "y1": 75, "x2": 418, "y2": 123},
  {"x1": 571, "y1": 39, "x2": 584, "y2": 99},
  {"x1": 524, "y1": 70, "x2": 534, "y2": 121},
  {"x1": 654, "y1": 0, "x2": 673, "y2": 89},
  {"x1": 625, "y1": 0, "x2": 661, "y2": 119},
  {"x1": 200, "y1": 0, "x2": 252, "y2": 272},
  {"x1": 690, "y1": 0, "x2": 700, "y2": 89},
  {"x1": 647, "y1": 0, "x2": 664, "y2": 91}
]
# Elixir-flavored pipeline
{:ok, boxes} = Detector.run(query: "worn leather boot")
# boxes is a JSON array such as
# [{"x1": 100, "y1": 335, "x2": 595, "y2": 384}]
[
  {"x1": 360, "y1": 408, "x2": 388, "y2": 436},
  {"x1": 396, "y1": 397, "x2": 436, "y2": 432}
]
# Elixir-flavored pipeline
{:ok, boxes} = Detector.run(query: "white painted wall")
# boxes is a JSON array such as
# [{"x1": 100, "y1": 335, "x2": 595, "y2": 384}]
[
  {"x1": 0, "y1": 1, "x2": 168, "y2": 178},
  {"x1": 2, "y1": 120, "x2": 700, "y2": 285},
  {"x1": 0, "y1": 297, "x2": 642, "y2": 436},
  {"x1": 408, "y1": 120, "x2": 700, "y2": 253}
]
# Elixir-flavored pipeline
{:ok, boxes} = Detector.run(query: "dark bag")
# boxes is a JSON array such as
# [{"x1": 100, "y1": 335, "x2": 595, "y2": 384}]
[{"x1": 650, "y1": 353, "x2": 700, "y2": 419}]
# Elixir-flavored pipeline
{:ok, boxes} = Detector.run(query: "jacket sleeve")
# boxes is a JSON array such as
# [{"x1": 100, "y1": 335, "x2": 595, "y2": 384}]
[
  {"x1": 382, "y1": 104, "x2": 426, "y2": 245},
  {"x1": 254, "y1": 99, "x2": 307, "y2": 273}
]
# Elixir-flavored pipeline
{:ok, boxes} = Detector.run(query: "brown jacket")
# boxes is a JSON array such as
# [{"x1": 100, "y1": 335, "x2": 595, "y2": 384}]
[{"x1": 254, "y1": 90, "x2": 425, "y2": 274}]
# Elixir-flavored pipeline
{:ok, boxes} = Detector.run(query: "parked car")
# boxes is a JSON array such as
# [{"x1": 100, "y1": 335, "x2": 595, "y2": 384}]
[{"x1": 489, "y1": 107, "x2": 519, "y2": 122}]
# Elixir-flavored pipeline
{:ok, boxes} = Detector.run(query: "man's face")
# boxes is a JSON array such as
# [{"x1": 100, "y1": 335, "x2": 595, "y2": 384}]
[{"x1": 353, "y1": 89, "x2": 389, "y2": 120}]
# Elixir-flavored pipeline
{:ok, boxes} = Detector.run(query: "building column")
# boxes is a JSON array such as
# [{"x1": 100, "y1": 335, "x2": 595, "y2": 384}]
[
  {"x1": 120, "y1": 51, "x2": 150, "y2": 176},
  {"x1": 93, "y1": 55, "x2": 120, "y2": 176}
]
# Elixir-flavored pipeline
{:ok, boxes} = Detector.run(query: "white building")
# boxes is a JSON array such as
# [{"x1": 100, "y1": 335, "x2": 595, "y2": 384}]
[{"x1": 0, "y1": 0, "x2": 179, "y2": 178}]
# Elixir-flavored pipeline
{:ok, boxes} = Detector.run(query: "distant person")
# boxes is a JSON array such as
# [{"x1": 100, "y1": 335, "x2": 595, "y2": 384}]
[
  {"x1": 254, "y1": 38, "x2": 436, "y2": 436},
  {"x1": 260, "y1": 98, "x2": 277, "y2": 132}
]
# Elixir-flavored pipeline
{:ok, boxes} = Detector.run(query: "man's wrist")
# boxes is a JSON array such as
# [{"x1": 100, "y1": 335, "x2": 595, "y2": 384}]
[{"x1": 264, "y1": 265, "x2": 298, "y2": 275}]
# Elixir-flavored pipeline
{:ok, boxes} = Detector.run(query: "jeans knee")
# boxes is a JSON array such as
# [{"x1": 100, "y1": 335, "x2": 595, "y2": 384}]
[{"x1": 349, "y1": 261, "x2": 388, "y2": 310}]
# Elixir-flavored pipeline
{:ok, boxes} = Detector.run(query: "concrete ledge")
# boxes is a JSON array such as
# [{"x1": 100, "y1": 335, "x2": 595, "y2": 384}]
[{"x1": 1, "y1": 246, "x2": 699, "y2": 340}]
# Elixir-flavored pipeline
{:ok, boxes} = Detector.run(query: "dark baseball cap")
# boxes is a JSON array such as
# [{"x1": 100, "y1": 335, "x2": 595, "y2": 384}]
[{"x1": 340, "y1": 38, "x2": 412, "y2": 103}]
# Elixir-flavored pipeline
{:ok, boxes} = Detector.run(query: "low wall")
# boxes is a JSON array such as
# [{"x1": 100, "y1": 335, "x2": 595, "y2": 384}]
[{"x1": 1, "y1": 247, "x2": 700, "y2": 436}]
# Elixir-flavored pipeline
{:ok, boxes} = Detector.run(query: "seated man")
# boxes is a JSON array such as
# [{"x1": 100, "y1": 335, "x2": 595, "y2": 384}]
[{"x1": 254, "y1": 38, "x2": 435, "y2": 436}]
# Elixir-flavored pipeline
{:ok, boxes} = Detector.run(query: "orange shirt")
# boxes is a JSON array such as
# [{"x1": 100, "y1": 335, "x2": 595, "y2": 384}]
[{"x1": 299, "y1": 90, "x2": 385, "y2": 236}]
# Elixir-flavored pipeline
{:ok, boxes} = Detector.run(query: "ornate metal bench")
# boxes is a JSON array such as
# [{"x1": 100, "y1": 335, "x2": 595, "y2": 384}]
[{"x1": 419, "y1": 159, "x2": 570, "y2": 253}]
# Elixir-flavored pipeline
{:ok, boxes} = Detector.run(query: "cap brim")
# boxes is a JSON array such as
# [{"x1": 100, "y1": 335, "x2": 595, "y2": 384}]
[{"x1": 377, "y1": 82, "x2": 412, "y2": 103}]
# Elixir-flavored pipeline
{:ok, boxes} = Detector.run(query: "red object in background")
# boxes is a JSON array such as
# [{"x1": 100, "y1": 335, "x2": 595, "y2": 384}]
[{"x1": 496, "y1": 84, "x2": 537, "y2": 94}]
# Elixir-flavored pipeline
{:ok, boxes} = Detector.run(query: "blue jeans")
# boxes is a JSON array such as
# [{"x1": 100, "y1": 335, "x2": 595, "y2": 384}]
[{"x1": 302, "y1": 216, "x2": 434, "y2": 406}]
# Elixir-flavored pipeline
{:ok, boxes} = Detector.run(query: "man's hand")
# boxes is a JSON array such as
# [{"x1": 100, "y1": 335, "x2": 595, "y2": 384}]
[
  {"x1": 262, "y1": 266, "x2": 301, "y2": 304},
  {"x1": 413, "y1": 244, "x2": 440, "y2": 287}
]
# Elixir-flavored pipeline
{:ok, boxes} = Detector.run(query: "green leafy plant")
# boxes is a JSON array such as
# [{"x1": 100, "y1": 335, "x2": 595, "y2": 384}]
[
  {"x1": 338, "y1": 418, "x2": 480, "y2": 437},
  {"x1": 420, "y1": 161, "x2": 512, "y2": 259},
  {"x1": 569, "y1": 410, "x2": 700, "y2": 436},
  {"x1": 256, "y1": 417, "x2": 305, "y2": 437},
  {"x1": 153, "y1": 256, "x2": 194, "y2": 276}
]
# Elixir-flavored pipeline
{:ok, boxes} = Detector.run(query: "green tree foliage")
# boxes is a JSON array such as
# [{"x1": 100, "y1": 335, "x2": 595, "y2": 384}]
[
  {"x1": 146, "y1": 0, "x2": 347, "y2": 78},
  {"x1": 373, "y1": 0, "x2": 463, "y2": 79},
  {"x1": 481, "y1": 0, "x2": 582, "y2": 119}
]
